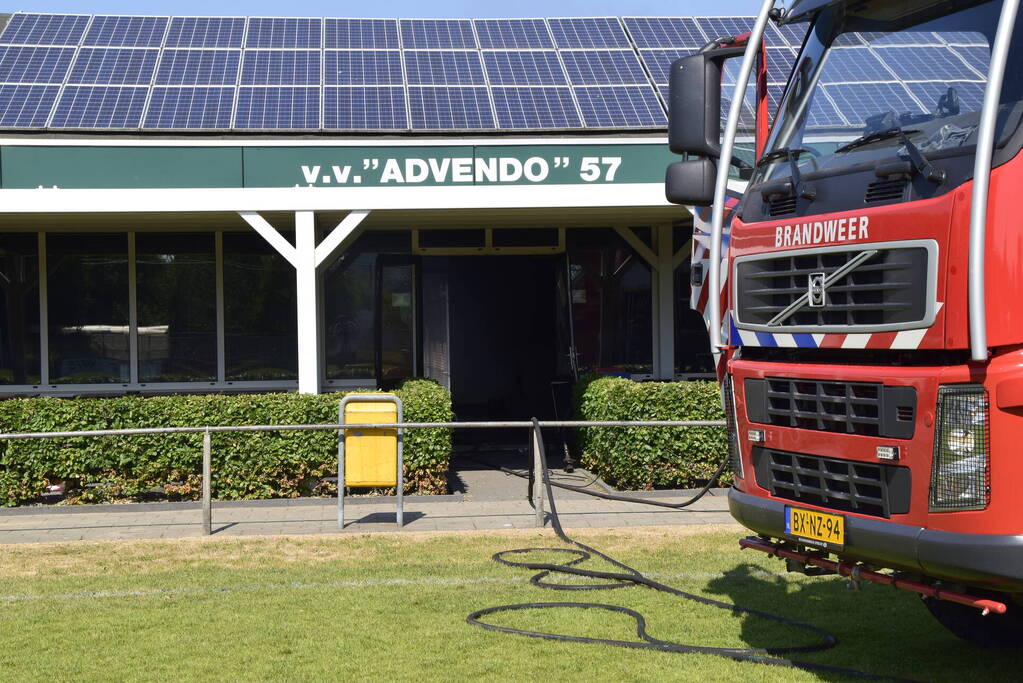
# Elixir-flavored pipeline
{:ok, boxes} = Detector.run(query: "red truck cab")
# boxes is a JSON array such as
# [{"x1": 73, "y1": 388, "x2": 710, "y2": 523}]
[{"x1": 667, "y1": 0, "x2": 1023, "y2": 644}]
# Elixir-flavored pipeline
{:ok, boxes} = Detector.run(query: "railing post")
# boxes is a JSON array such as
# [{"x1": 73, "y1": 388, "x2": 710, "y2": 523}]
[
  {"x1": 532, "y1": 426, "x2": 545, "y2": 528},
  {"x1": 202, "y1": 428, "x2": 212, "y2": 536}
]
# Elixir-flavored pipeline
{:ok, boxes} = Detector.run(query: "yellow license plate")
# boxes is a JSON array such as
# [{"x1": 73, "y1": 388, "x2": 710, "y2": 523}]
[{"x1": 785, "y1": 506, "x2": 845, "y2": 549}]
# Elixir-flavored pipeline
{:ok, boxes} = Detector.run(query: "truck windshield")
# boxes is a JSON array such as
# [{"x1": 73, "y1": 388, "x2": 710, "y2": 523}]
[{"x1": 754, "y1": 0, "x2": 1023, "y2": 185}]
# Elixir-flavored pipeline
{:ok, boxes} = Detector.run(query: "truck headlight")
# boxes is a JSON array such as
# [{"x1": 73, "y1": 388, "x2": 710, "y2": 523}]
[
  {"x1": 929, "y1": 386, "x2": 989, "y2": 511},
  {"x1": 722, "y1": 374, "x2": 742, "y2": 480}
]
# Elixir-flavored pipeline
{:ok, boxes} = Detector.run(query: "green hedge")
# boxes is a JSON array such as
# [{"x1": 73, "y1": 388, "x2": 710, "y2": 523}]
[
  {"x1": 573, "y1": 375, "x2": 729, "y2": 490},
  {"x1": 0, "y1": 379, "x2": 451, "y2": 506}
]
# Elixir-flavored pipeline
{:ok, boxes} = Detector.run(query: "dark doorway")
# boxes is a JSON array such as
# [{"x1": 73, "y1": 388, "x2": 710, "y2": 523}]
[{"x1": 448, "y1": 256, "x2": 560, "y2": 420}]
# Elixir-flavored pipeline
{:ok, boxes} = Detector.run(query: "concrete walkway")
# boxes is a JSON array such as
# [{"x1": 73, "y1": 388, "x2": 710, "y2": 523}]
[{"x1": 0, "y1": 486, "x2": 733, "y2": 544}]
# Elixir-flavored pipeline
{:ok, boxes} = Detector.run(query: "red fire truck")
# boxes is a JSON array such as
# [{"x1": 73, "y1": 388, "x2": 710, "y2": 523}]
[{"x1": 667, "y1": 0, "x2": 1023, "y2": 644}]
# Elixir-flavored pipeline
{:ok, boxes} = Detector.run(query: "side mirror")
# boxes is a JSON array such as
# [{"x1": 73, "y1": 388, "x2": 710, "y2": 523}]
[
  {"x1": 668, "y1": 46, "x2": 745, "y2": 158},
  {"x1": 666, "y1": 158, "x2": 717, "y2": 206}
]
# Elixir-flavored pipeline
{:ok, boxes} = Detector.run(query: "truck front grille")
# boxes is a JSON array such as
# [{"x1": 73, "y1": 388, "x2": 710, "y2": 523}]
[
  {"x1": 734, "y1": 242, "x2": 932, "y2": 332},
  {"x1": 753, "y1": 447, "x2": 911, "y2": 518},
  {"x1": 744, "y1": 377, "x2": 916, "y2": 439}
]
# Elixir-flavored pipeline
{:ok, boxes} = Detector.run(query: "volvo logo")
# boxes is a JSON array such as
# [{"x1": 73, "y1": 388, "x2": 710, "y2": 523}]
[{"x1": 808, "y1": 272, "x2": 826, "y2": 308}]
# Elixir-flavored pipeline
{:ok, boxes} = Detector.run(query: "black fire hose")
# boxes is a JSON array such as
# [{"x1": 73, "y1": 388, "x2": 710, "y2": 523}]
[{"x1": 466, "y1": 419, "x2": 916, "y2": 681}]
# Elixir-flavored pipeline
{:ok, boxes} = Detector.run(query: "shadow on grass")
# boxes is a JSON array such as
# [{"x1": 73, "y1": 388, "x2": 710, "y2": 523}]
[{"x1": 704, "y1": 563, "x2": 1023, "y2": 682}]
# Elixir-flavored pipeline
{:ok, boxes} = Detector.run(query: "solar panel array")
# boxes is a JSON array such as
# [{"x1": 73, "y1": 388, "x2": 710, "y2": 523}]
[
  {"x1": 802, "y1": 30, "x2": 989, "y2": 129},
  {"x1": 0, "y1": 12, "x2": 986, "y2": 133}
]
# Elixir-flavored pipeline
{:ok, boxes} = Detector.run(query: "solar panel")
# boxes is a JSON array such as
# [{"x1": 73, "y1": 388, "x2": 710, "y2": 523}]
[
  {"x1": 0, "y1": 46, "x2": 75, "y2": 83},
  {"x1": 573, "y1": 85, "x2": 665, "y2": 127},
  {"x1": 693, "y1": 16, "x2": 789, "y2": 48},
  {"x1": 491, "y1": 86, "x2": 580, "y2": 129},
  {"x1": 399, "y1": 19, "x2": 477, "y2": 49},
  {"x1": 638, "y1": 48, "x2": 696, "y2": 85},
  {"x1": 561, "y1": 50, "x2": 648, "y2": 86},
  {"x1": 165, "y1": 17, "x2": 245, "y2": 48},
  {"x1": 482, "y1": 51, "x2": 566, "y2": 86},
  {"x1": 873, "y1": 45, "x2": 983, "y2": 81},
  {"x1": 0, "y1": 14, "x2": 90, "y2": 46},
  {"x1": 906, "y1": 80, "x2": 987, "y2": 114},
  {"x1": 819, "y1": 47, "x2": 895, "y2": 85},
  {"x1": 407, "y1": 86, "x2": 494, "y2": 129},
  {"x1": 143, "y1": 86, "x2": 235, "y2": 128},
  {"x1": 325, "y1": 50, "x2": 403, "y2": 85},
  {"x1": 84, "y1": 16, "x2": 168, "y2": 48},
  {"x1": 694, "y1": 17, "x2": 751, "y2": 42},
  {"x1": 765, "y1": 47, "x2": 796, "y2": 83},
  {"x1": 859, "y1": 31, "x2": 940, "y2": 46},
  {"x1": 235, "y1": 86, "x2": 320, "y2": 128},
  {"x1": 245, "y1": 18, "x2": 322, "y2": 48},
  {"x1": 548, "y1": 18, "x2": 630, "y2": 49},
  {"x1": 68, "y1": 48, "x2": 159, "y2": 85},
  {"x1": 950, "y1": 45, "x2": 989, "y2": 74},
  {"x1": 823, "y1": 82, "x2": 925, "y2": 126},
  {"x1": 50, "y1": 85, "x2": 148, "y2": 127},
  {"x1": 324, "y1": 19, "x2": 399, "y2": 49},
  {"x1": 241, "y1": 50, "x2": 321, "y2": 85},
  {"x1": 722, "y1": 47, "x2": 797, "y2": 86},
  {"x1": 0, "y1": 84, "x2": 59, "y2": 126},
  {"x1": 473, "y1": 19, "x2": 553, "y2": 49},
  {"x1": 779, "y1": 87, "x2": 848, "y2": 127},
  {"x1": 934, "y1": 31, "x2": 989, "y2": 46},
  {"x1": 771, "y1": 22, "x2": 807, "y2": 47},
  {"x1": 622, "y1": 17, "x2": 707, "y2": 49},
  {"x1": 404, "y1": 51, "x2": 486, "y2": 86},
  {"x1": 156, "y1": 49, "x2": 240, "y2": 85},
  {"x1": 324, "y1": 86, "x2": 407, "y2": 129}
]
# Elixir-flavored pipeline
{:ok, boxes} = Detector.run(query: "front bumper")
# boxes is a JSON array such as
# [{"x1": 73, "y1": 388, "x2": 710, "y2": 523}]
[{"x1": 729, "y1": 488, "x2": 1023, "y2": 593}]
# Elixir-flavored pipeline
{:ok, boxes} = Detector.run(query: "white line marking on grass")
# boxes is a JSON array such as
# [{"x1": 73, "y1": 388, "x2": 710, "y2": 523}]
[{"x1": 0, "y1": 568, "x2": 799, "y2": 605}]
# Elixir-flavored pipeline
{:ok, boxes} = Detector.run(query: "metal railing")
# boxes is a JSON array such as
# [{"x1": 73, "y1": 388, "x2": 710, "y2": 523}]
[{"x1": 0, "y1": 419, "x2": 726, "y2": 535}]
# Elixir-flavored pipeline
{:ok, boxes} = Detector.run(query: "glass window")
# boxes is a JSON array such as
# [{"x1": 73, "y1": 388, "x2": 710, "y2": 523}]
[
  {"x1": 323, "y1": 252, "x2": 375, "y2": 380},
  {"x1": 136, "y1": 233, "x2": 216, "y2": 382},
  {"x1": 0, "y1": 234, "x2": 40, "y2": 384},
  {"x1": 567, "y1": 230, "x2": 652, "y2": 376},
  {"x1": 378, "y1": 259, "x2": 415, "y2": 385},
  {"x1": 223, "y1": 232, "x2": 297, "y2": 381},
  {"x1": 47, "y1": 233, "x2": 129, "y2": 383}
]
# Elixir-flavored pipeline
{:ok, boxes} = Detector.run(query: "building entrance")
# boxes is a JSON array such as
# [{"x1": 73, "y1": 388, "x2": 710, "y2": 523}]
[{"x1": 445, "y1": 256, "x2": 566, "y2": 421}]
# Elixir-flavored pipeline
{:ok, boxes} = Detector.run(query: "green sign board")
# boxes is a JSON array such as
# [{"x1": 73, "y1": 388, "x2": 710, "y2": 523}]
[
  {"x1": 0, "y1": 143, "x2": 675, "y2": 190},
  {"x1": 243, "y1": 144, "x2": 676, "y2": 188}
]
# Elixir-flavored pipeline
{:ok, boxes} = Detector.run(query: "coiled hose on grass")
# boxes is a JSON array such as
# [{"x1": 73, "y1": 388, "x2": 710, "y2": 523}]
[{"x1": 466, "y1": 419, "x2": 913, "y2": 681}]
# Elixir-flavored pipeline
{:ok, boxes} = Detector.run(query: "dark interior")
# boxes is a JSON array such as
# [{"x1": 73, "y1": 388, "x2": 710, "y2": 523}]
[{"x1": 448, "y1": 255, "x2": 560, "y2": 421}]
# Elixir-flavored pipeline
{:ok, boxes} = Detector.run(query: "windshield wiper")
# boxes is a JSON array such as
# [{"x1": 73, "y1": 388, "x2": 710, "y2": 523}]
[
  {"x1": 756, "y1": 146, "x2": 811, "y2": 167},
  {"x1": 834, "y1": 127, "x2": 919, "y2": 155},
  {"x1": 836, "y1": 126, "x2": 944, "y2": 184}
]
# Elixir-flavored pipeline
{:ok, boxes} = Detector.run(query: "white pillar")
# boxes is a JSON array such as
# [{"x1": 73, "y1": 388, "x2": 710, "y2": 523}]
[
  {"x1": 656, "y1": 224, "x2": 675, "y2": 381},
  {"x1": 295, "y1": 211, "x2": 320, "y2": 394},
  {"x1": 239, "y1": 210, "x2": 370, "y2": 395}
]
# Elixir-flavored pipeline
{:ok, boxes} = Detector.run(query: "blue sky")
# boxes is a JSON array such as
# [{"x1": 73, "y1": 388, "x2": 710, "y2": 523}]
[{"x1": 6, "y1": 1, "x2": 764, "y2": 17}]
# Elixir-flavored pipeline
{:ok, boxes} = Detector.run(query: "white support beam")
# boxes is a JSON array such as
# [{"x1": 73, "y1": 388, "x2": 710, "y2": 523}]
[
  {"x1": 294, "y1": 211, "x2": 320, "y2": 395},
  {"x1": 655, "y1": 225, "x2": 676, "y2": 380},
  {"x1": 238, "y1": 211, "x2": 298, "y2": 267},
  {"x1": 314, "y1": 210, "x2": 370, "y2": 269},
  {"x1": 613, "y1": 226, "x2": 658, "y2": 269}
]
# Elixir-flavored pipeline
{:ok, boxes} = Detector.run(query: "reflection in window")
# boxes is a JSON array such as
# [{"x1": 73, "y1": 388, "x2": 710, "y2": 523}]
[
  {"x1": 674, "y1": 267, "x2": 713, "y2": 375},
  {"x1": 323, "y1": 252, "x2": 375, "y2": 379},
  {"x1": 568, "y1": 230, "x2": 652, "y2": 375},
  {"x1": 47, "y1": 233, "x2": 129, "y2": 383},
  {"x1": 378, "y1": 260, "x2": 415, "y2": 385},
  {"x1": 223, "y1": 232, "x2": 297, "y2": 381},
  {"x1": 136, "y1": 234, "x2": 216, "y2": 382},
  {"x1": 0, "y1": 235, "x2": 40, "y2": 384}
]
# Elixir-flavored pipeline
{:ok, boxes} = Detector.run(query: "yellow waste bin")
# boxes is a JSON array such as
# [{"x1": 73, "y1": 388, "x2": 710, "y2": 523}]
[{"x1": 343, "y1": 400, "x2": 399, "y2": 487}]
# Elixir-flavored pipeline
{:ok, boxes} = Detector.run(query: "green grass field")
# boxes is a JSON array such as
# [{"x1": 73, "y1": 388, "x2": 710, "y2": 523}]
[{"x1": 1, "y1": 525, "x2": 1020, "y2": 681}]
